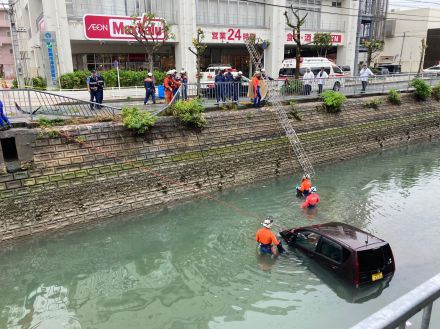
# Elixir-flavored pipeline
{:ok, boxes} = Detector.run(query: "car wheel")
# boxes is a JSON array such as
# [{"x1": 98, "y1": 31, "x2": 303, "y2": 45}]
[{"x1": 333, "y1": 82, "x2": 341, "y2": 91}]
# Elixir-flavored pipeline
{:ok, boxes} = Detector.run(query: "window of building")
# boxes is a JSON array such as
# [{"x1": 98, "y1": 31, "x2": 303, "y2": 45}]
[
  {"x1": 287, "y1": 0, "x2": 321, "y2": 30},
  {"x1": 332, "y1": 1, "x2": 342, "y2": 7},
  {"x1": 6, "y1": 31, "x2": 10, "y2": 37},
  {"x1": 9, "y1": 49, "x2": 13, "y2": 54},
  {"x1": 196, "y1": 0, "x2": 266, "y2": 27}
]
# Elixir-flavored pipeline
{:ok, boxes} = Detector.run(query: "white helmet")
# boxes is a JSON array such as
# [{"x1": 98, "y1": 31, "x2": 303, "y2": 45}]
[
  {"x1": 255, "y1": 71, "x2": 261, "y2": 74},
  {"x1": 147, "y1": 72, "x2": 152, "y2": 77},
  {"x1": 305, "y1": 174, "x2": 310, "y2": 179},
  {"x1": 310, "y1": 187, "x2": 317, "y2": 193},
  {"x1": 238, "y1": 71, "x2": 243, "y2": 75},
  {"x1": 261, "y1": 68, "x2": 266, "y2": 72},
  {"x1": 166, "y1": 70, "x2": 173, "y2": 75},
  {"x1": 180, "y1": 70, "x2": 186, "y2": 74},
  {"x1": 262, "y1": 217, "x2": 273, "y2": 228}
]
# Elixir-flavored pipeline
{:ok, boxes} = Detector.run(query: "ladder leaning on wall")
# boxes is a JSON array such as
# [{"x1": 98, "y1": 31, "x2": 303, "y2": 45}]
[{"x1": 244, "y1": 38, "x2": 315, "y2": 178}]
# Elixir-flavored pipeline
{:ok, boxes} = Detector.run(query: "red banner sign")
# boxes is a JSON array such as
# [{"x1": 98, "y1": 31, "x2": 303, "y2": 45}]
[
  {"x1": 83, "y1": 14, "x2": 165, "y2": 41},
  {"x1": 286, "y1": 32, "x2": 342, "y2": 45}
]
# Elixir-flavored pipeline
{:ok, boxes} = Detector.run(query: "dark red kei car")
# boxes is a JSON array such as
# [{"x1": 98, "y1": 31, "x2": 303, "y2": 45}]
[{"x1": 280, "y1": 222, "x2": 395, "y2": 287}]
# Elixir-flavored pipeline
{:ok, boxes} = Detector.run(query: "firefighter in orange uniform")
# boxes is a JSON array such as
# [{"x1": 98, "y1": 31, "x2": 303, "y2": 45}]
[
  {"x1": 256, "y1": 217, "x2": 286, "y2": 255},
  {"x1": 163, "y1": 70, "x2": 174, "y2": 104}
]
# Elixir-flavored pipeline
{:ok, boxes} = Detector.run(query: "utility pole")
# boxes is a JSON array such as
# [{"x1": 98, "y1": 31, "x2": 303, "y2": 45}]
[
  {"x1": 7, "y1": 0, "x2": 25, "y2": 88},
  {"x1": 398, "y1": 31, "x2": 406, "y2": 66},
  {"x1": 353, "y1": 0, "x2": 362, "y2": 75}
]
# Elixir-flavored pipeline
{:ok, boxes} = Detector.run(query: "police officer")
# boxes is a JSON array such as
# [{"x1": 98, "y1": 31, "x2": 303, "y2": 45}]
[
  {"x1": 96, "y1": 71, "x2": 105, "y2": 109},
  {"x1": 87, "y1": 70, "x2": 99, "y2": 110}
]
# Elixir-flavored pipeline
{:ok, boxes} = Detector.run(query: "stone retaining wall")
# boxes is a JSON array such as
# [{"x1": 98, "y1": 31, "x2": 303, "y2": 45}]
[{"x1": 0, "y1": 94, "x2": 439, "y2": 241}]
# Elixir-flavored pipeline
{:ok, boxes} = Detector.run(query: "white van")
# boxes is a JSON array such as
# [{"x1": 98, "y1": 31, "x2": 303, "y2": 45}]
[{"x1": 278, "y1": 57, "x2": 345, "y2": 90}]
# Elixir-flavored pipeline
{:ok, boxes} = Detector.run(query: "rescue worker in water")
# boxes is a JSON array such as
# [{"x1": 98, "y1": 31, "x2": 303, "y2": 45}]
[
  {"x1": 256, "y1": 217, "x2": 286, "y2": 255},
  {"x1": 301, "y1": 187, "x2": 320, "y2": 208},
  {"x1": 296, "y1": 174, "x2": 312, "y2": 197}
]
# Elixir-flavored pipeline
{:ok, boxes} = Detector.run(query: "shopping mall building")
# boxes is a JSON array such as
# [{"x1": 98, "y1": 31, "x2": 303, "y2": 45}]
[{"x1": 12, "y1": 0, "x2": 386, "y2": 86}]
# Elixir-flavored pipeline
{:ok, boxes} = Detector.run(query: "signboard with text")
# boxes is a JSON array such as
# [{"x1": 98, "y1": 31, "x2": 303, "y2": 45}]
[
  {"x1": 83, "y1": 14, "x2": 165, "y2": 41},
  {"x1": 41, "y1": 31, "x2": 58, "y2": 87},
  {"x1": 286, "y1": 32, "x2": 343, "y2": 45}
]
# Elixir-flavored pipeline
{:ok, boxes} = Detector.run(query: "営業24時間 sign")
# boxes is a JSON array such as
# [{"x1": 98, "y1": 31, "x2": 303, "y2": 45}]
[{"x1": 83, "y1": 14, "x2": 165, "y2": 41}]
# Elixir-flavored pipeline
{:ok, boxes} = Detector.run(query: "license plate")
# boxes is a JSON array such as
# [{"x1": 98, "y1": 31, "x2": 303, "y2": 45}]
[{"x1": 372, "y1": 272, "x2": 383, "y2": 281}]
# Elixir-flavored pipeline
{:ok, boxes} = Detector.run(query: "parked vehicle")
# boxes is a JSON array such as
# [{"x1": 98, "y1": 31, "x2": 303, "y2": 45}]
[
  {"x1": 200, "y1": 64, "x2": 233, "y2": 84},
  {"x1": 278, "y1": 57, "x2": 345, "y2": 91},
  {"x1": 423, "y1": 64, "x2": 440, "y2": 76},
  {"x1": 279, "y1": 222, "x2": 395, "y2": 287},
  {"x1": 340, "y1": 65, "x2": 351, "y2": 76},
  {"x1": 375, "y1": 64, "x2": 401, "y2": 74}
]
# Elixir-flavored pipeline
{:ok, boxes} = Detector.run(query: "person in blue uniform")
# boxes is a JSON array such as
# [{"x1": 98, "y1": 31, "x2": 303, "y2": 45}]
[
  {"x1": 96, "y1": 71, "x2": 105, "y2": 109},
  {"x1": 86, "y1": 70, "x2": 99, "y2": 110},
  {"x1": 215, "y1": 70, "x2": 226, "y2": 104},
  {"x1": 144, "y1": 72, "x2": 156, "y2": 105}
]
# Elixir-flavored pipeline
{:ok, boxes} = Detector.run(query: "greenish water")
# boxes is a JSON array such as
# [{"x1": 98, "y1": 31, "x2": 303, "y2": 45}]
[{"x1": 1, "y1": 142, "x2": 440, "y2": 329}]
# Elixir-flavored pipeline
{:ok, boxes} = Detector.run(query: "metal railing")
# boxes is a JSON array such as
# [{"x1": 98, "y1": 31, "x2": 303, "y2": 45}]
[
  {"x1": 351, "y1": 273, "x2": 440, "y2": 329},
  {"x1": 0, "y1": 89, "x2": 121, "y2": 120},
  {"x1": 179, "y1": 73, "x2": 440, "y2": 105}
]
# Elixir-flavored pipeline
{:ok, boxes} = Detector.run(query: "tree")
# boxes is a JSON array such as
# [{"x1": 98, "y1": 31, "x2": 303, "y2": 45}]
[
  {"x1": 313, "y1": 32, "x2": 332, "y2": 57},
  {"x1": 362, "y1": 39, "x2": 384, "y2": 67},
  {"x1": 125, "y1": 13, "x2": 174, "y2": 74},
  {"x1": 188, "y1": 28, "x2": 207, "y2": 97},
  {"x1": 417, "y1": 38, "x2": 428, "y2": 75},
  {"x1": 284, "y1": 6, "x2": 308, "y2": 79}
]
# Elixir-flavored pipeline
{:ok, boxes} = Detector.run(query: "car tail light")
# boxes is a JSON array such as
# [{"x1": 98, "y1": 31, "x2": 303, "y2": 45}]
[
  {"x1": 354, "y1": 253, "x2": 360, "y2": 288},
  {"x1": 207, "y1": 75, "x2": 213, "y2": 79}
]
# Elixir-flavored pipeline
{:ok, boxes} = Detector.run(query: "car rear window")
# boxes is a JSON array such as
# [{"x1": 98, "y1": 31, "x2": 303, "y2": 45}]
[{"x1": 358, "y1": 245, "x2": 392, "y2": 272}]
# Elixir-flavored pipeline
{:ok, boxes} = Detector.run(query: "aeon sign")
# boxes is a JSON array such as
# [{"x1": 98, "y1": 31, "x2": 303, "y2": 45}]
[{"x1": 83, "y1": 14, "x2": 165, "y2": 41}]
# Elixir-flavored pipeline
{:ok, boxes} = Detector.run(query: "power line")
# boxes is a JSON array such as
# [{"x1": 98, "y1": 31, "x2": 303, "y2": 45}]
[{"x1": 240, "y1": 0, "x2": 440, "y2": 23}]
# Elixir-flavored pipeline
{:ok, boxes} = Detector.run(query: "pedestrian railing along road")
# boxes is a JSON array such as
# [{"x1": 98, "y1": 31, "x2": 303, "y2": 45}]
[
  {"x1": 0, "y1": 89, "x2": 121, "y2": 121},
  {"x1": 351, "y1": 272, "x2": 440, "y2": 329}
]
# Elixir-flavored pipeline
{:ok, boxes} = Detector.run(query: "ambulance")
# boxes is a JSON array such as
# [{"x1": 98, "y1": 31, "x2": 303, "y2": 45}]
[{"x1": 278, "y1": 57, "x2": 345, "y2": 91}]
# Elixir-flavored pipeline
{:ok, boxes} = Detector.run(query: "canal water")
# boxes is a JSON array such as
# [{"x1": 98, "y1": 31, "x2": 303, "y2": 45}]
[{"x1": 1, "y1": 141, "x2": 440, "y2": 329}]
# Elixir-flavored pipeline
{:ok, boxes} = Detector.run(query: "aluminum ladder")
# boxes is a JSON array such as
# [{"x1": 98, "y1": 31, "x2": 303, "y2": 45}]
[{"x1": 245, "y1": 38, "x2": 315, "y2": 177}]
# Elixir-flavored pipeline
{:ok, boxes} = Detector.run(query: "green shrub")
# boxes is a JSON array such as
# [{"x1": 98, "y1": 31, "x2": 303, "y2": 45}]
[
  {"x1": 288, "y1": 100, "x2": 301, "y2": 121},
  {"x1": 321, "y1": 91, "x2": 346, "y2": 113},
  {"x1": 59, "y1": 70, "x2": 168, "y2": 89},
  {"x1": 121, "y1": 106, "x2": 157, "y2": 134},
  {"x1": 172, "y1": 99, "x2": 206, "y2": 128},
  {"x1": 432, "y1": 82, "x2": 440, "y2": 101},
  {"x1": 281, "y1": 79, "x2": 304, "y2": 95},
  {"x1": 364, "y1": 97, "x2": 383, "y2": 109},
  {"x1": 388, "y1": 88, "x2": 402, "y2": 105},
  {"x1": 153, "y1": 70, "x2": 167, "y2": 85},
  {"x1": 37, "y1": 117, "x2": 66, "y2": 127},
  {"x1": 11, "y1": 76, "x2": 47, "y2": 89},
  {"x1": 410, "y1": 78, "x2": 432, "y2": 101}
]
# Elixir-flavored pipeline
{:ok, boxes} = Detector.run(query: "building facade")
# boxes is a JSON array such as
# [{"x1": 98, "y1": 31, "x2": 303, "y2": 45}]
[
  {"x1": 0, "y1": 7, "x2": 14, "y2": 79},
  {"x1": 11, "y1": 0, "x2": 387, "y2": 84},
  {"x1": 378, "y1": 8, "x2": 440, "y2": 73}
]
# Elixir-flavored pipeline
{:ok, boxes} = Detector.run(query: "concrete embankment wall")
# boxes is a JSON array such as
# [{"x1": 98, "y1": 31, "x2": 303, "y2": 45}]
[{"x1": 0, "y1": 94, "x2": 439, "y2": 241}]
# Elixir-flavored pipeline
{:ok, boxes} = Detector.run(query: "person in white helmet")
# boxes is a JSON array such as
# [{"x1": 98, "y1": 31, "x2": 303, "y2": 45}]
[
  {"x1": 261, "y1": 68, "x2": 274, "y2": 81},
  {"x1": 163, "y1": 71, "x2": 174, "y2": 104},
  {"x1": 296, "y1": 173, "x2": 312, "y2": 197},
  {"x1": 301, "y1": 187, "x2": 320, "y2": 208},
  {"x1": 256, "y1": 217, "x2": 286, "y2": 255},
  {"x1": 143, "y1": 72, "x2": 156, "y2": 105},
  {"x1": 232, "y1": 71, "x2": 243, "y2": 102},
  {"x1": 180, "y1": 70, "x2": 188, "y2": 100}
]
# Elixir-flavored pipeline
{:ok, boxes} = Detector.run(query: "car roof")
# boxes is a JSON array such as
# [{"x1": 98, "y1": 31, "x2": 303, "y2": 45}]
[{"x1": 297, "y1": 222, "x2": 386, "y2": 250}]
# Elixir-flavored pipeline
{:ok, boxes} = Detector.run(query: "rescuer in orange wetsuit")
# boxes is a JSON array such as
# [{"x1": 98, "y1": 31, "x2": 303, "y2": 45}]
[
  {"x1": 256, "y1": 217, "x2": 285, "y2": 255},
  {"x1": 301, "y1": 187, "x2": 320, "y2": 208},
  {"x1": 296, "y1": 174, "x2": 312, "y2": 197},
  {"x1": 163, "y1": 71, "x2": 174, "y2": 104}
]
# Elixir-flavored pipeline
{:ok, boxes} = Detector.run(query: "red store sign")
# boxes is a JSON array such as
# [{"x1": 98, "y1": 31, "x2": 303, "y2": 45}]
[
  {"x1": 286, "y1": 32, "x2": 342, "y2": 44},
  {"x1": 83, "y1": 14, "x2": 165, "y2": 41}
]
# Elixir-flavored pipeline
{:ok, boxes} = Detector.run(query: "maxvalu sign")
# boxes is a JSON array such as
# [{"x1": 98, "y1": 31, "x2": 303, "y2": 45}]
[{"x1": 83, "y1": 14, "x2": 165, "y2": 41}]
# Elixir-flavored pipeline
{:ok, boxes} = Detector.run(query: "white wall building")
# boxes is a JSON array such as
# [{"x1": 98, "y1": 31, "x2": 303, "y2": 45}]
[
  {"x1": 378, "y1": 8, "x2": 440, "y2": 73},
  {"x1": 11, "y1": 0, "x2": 385, "y2": 85}
]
